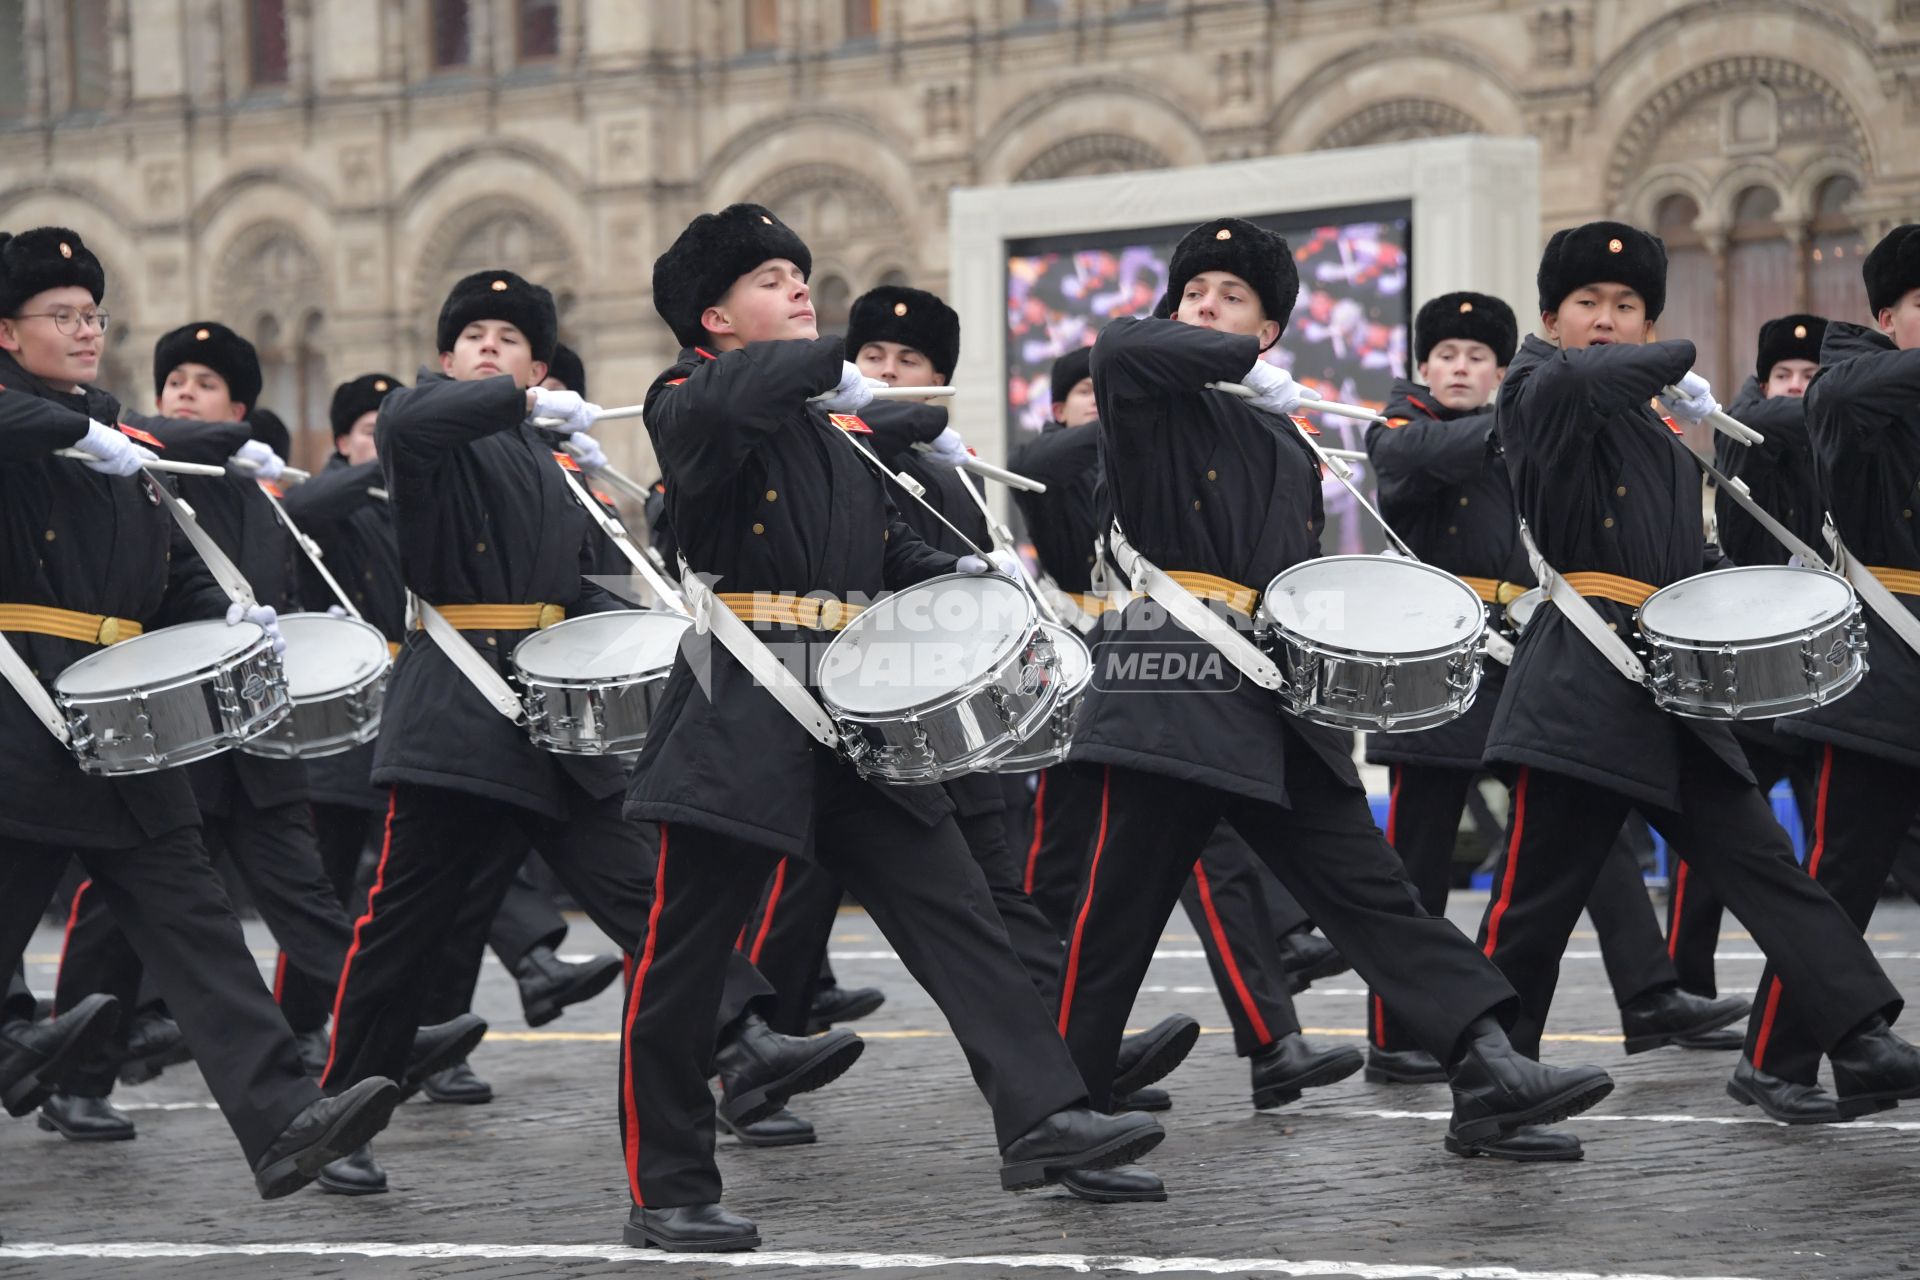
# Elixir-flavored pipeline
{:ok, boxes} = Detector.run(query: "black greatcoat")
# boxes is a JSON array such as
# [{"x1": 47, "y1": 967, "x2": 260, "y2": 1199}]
[
  {"x1": 125, "y1": 412, "x2": 309, "y2": 815},
  {"x1": 1009, "y1": 421, "x2": 1103, "y2": 593},
  {"x1": 278, "y1": 452, "x2": 404, "y2": 811},
  {"x1": 626, "y1": 340, "x2": 959, "y2": 859},
  {"x1": 0, "y1": 352, "x2": 231, "y2": 848},
  {"x1": 1773, "y1": 322, "x2": 1920, "y2": 769},
  {"x1": 1363, "y1": 379, "x2": 1533, "y2": 770},
  {"x1": 1068, "y1": 316, "x2": 1357, "y2": 804},
  {"x1": 1712, "y1": 378, "x2": 1824, "y2": 570},
  {"x1": 1485, "y1": 335, "x2": 1752, "y2": 810},
  {"x1": 371, "y1": 370, "x2": 627, "y2": 819}
]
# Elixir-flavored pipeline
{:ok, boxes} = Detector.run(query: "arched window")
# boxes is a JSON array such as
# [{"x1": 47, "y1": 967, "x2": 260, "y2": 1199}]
[
  {"x1": 518, "y1": 0, "x2": 560, "y2": 60},
  {"x1": 1808, "y1": 176, "x2": 1867, "y2": 323},
  {"x1": 1726, "y1": 184, "x2": 1795, "y2": 383},
  {"x1": 1652, "y1": 194, "x2": 1720, "y2": 386},
  {"x1": 431, "y1": 0, "x2": 471, "y2": 69},
  {"x1": 250, "y1": 0, "x2": 290, "y2": 87},
  {"x1": 67, "y1": 0, "x2": 112, "y2": 111},
  {"x1": 812, "y1": 274, "x2": 851, "y2": 336},
  {"x1": 876, "y1": 268, "x2": 911, "y2": 289}
]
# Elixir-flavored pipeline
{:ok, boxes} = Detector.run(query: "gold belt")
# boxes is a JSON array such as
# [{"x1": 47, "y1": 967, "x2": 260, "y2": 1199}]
[
  {"x1": 1560, "y1": 572, "x2": 1657, "y2": 608},
  {"x1": 419, "y1": 603, "x2": 566, "y2": 631},
  {"x1": 1457, "y1": 576, "x2": 1532, "y2": 606},
  {"x1": 1163, "y1": 571, "x2": 1259, "y2": 618},
  {"x1": 716, "y1": 593, "x2": 864, "y2": 631},
  {"x1": 0, "y1": 604, "x2": 143, "y2": 646},
  {"x1": 1867, "y1": 565, "x2": 1920, "y2": 598},
  {"x1": 1064, "y1": 590, "x2": 1113, "y2": 617}
]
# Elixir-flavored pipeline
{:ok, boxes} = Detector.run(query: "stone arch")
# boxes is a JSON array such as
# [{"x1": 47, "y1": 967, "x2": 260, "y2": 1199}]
[
  {"x1": 1312, "y1": 99, "x2": 1487, "y2": 151},
  {"x1": 1706, "y1": 160, "x2": 1794, "y2": 233},
  {"x1": 1620, "y1": 165, "x2": 1716, "y2": 232},
  {"x1": 698, "y1": 107, "x2": 910, "y2": 199},
  {"x1": 1013, "y1": 133, "x2": 1172, "y2": 182},
  {"x1": 409, "y1": 197, "x2": 583, "y2": 338},
  {"x1": 977, "y1": 78, "x2": 1204, "y2": 185},
  {"x1": 743, "y1": 162, "x2": 915, "y2": 310},
  {"x1": 1267, "y1": 38, "x2": 1521, "y2": 154},
  {"x1": 189, "y1": 165, "x2": 336, "y2": 238},
  {"x1": 1590, "y1": 1, "x2": 1878, "y2": 103},
  {"x1": 701, "y1": 115, "x2": 920, "y2": 260},
  {"x1": 1786, "y1": 156, "x2": 1867, "y2": 225},
  {"x1": 394, "y1": 138, "x2": 589, "y2": 221}
]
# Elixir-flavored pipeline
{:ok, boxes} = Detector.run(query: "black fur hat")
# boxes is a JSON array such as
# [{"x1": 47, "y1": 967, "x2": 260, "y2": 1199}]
[
  {"x1": 1049, "y1": 346, "x2": 1093, "y2": 407},
  {"x1": 330, "y1": 372, "x2": 404, "y2": 438},
  {"x1": 0, "y1": 226, "x2": 106, "y2": 317},
  {"x1": 846, "y1": 285, "x2": 960, "y2": 379},
  {"x1": 546, "y1": 343, "x2": 586, "y2": 397},
  {"x1": 652, "y1": 203, "x2": 812, "y2": 349},
  {"x1": 1157, "y1": 217, "x2": 1299, "y2": 333},
  {"x1": 153, "y1": 321, "x2": 263, "y2": 413},
  {"x1": 1537, "y1": 221, "x2": 1668, "y2": 322},
  {"x1": 437, "y1": 269, "x2": 558, "y2": 365},
  {"x1": 1754, "y1": 314, "x2": 1828, "y2": 381},
  {"x1": 249, "y1": 407, "x2": 292, "y2": 462},
  {"x1": 1415, "y1": 291, "x2": 1517, "y2": 366},
  {"x1": 1863, "y1": 225, "x2": 1920, "y2": 318}
]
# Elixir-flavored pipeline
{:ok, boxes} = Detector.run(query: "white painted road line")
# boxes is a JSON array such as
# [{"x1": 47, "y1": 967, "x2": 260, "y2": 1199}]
[
  {"x1": 1328, "y1": 1107, "x2": 1920, "y2": 1133},
  {"x1": 0, "y1": 1242, "x2": 1768, "y2": 1279}
]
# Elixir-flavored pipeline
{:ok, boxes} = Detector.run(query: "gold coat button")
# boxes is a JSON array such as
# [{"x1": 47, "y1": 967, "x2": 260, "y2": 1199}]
[
  {"x1": 1447, "y1": 525, "x2": 1458, "y2": 534},
  {"x1": 1603, "y1": 517, "x2": 1615, "y2": 529},
  {"x1": 766, "y1": 489, "x2": 778, "y2": 502},
  {"x1": 1207, "y1": 469, "x2": 1217, "y2": 481},
  {"x1": 43, "y1": 529, "x2": 55, "y2": 541},
  {"x1": 752, "y1": 522, "x2": 765, "y2": 534},
  {"x1": 1607, "y1": 621, "x2": 1619, "y2": 631},
  {"x1": 1458, "y1": 496, "x2": 1469, "y2": 507},
  {"x1": 475, "y1": 541, "x2": 486, "y2": 552},
  {"x1": 1192, "y1": 499, "x2": 1202, "y2": 511},
  {"x1": 486, "y1": 636, "x2": 497, "y2": 646},
  {"x1": 1616, "y1": 485, "x2": 1627, "y2": 497}
]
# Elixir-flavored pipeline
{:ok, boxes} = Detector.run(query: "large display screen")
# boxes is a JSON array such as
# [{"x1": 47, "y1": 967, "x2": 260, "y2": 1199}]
[{"x1": 1005, "y1": 204, "x2": 1411, "y2": 554}]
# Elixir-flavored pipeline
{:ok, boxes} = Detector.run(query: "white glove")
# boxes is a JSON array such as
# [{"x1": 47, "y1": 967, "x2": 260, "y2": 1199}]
[
  {"x1": 988, "y1": 548, "x2": 1024, "y2": 578},
  {"x1": 227, "y1": 601, "x2": 286, "y2": 657},
  {"x1": 1240, "y1": 359, "x2": 1303, "y2": 418},
  {"x1": 326, "y1": 604, "x2": 348, "y2": 619},
  {"x1": 566, "y1": 430, "x2": 607, "y2": 473},
  {"x1": 956, "y1": 550, "x2": 1021, "y2": 578},
  {"x1": 816, "y1": 361, "x2": 885, "y2": 414},
  {"x1": 1658, "y1": 371, "x2": 1720, "y2": 426},
  {"x1": 235, "y1": 438, "x2": 286, "y2": 482},
  {"x1": 921, "y1": 426, "x2": 971, "y2": 468},
  {"x1": 955, "y1": 554, "x2": 991, "y2": 575},
  {"x1": 75, "y1": 420, "x2": 147, "y2": 476},
  {"x1": 530, "y1": 386, "x2": 602, "y2": 434}
]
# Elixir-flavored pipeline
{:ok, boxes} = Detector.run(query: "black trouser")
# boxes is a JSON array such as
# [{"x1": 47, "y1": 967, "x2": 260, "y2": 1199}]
[
  {"x1": 1745, "y1": 743, "x2": 1920, "y2": 1082},
  {"x1": 0, "y1": 827, "x2": 317, "y2": 1163},
  {"x1": 1260, "y1": 874, "x2": 1313, "y2": 940},
  {"x1": 1179, "y1": 823, "x2": 1296, "y2": 1056},
  {"x1": 629, "y1": 757, "x2": 1087, "y2": 1208},
  {"x1": 1475, "y1": 736, "x2": 1901, "y2": 1060},
  {"x1": 417, "y1": 850, "x2": 567, "y2": 1028},
  {"x1": 740, "y1": 858, "x2": 846, "y2": 1035},
  {"x1": 311, "y1": 802, "x2": 380, "y2": 914},
  {"x1": 1021, "y1": 763, "x2": 1106, "y2": 939},
  {"x1": 5, "y1": 962, "x2": 34, "y2": 1023},
  {"x1": 1666, "y1": 738, "x2": 1819, "y2": 997},
  {"x1": 1057, "y1": 729, "x2": 1517, "y2": 1112}
]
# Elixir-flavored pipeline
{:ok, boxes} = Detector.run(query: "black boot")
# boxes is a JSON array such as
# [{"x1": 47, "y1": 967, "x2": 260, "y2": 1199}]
[
  {"x1": 1115, "y1": 1086, "x2": 1171, "y2": 1112},
  {"x1": 0, "y1": 994, "x2": 120, "y2": 1118},
  {"x1": 515, "y1": 947, "x2": 624, "y2": 1029},
  {"x1": 805, "y1": 984, "x2": 886, "y2": 1034},
  {"x1": 293, "y1": 1025, "x2": 331, "y2": 1078},
  {"x1": 623, "y1": 1203, "x2": 760, "y2": 1252},
  {"x1": 421, "y1": 1059, "x2": 493, "y2": 1105},
  {"x1": 718, "y1": 1105, "x2": 816, "y2": 1148},
  {"x1": 399, "y1": 1014, "x2": 489, "y2": 1101},
  {"x1": 1250, "y1": 1034, "x2": 1364, "y2": 1110},
  {"x1": 999, "y1": 1108, "x2": 1164, "y2": 1190},
  {"x1": 250, "y1": 1076, "x2": 400, "y2": 1200},
  {"x1": 1278, "y1": 929, "x2": 1349, "y2": 994},
  {"x1": 1726, "y1": 1058, "x2": 1842, "y2": 1124},
  {"x1": 1112, "y1": 1014, "x2": 1200, "y2": 1097},
  {"x1": 1618, "y1": 986, "x2": 1749, "y2": 1055},
  {"x1": 1828, "y1": 1016, "x2": 1920, "y2": 1119},
  {"x1": 1365, "y1": 1046, "x2": 1448, "y2": 1084},
  {"x1": 1059, "y1": 1165, "x2": 1167, "y2": 1203},
  {"x1": 317, "y1": 1142, "x2": 388, "y2": 1195},
  {"x1": 37, "y1": 1092, "x2": 136, "y2": 1142},
  {"x1": 715, "y1": 1014, "x2": 863, "y2": 1129},
  {"x1": 1445, "y1": 1016, "x2": 1613, "y2": 1149},
  {"x1": 1445, "y1": 1125, "x2": 1583, "y2": 1162},
  {"x1": 114, "y1": 1010, "x2": 191, "y2": 1086},
  {"x1": 1674, "y1": 1027, "x2": 1746, "y2": 1051}
]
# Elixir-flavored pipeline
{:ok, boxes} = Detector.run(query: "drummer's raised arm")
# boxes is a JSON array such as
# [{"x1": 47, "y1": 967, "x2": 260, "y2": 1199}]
[
  {"x1": 0, "y1": 384, "x2": 93, "y2": 460},
  {"x1": 278, "y1": 457, "x2": 382, "y2": 528},
  {"x1": 374, "y1": 374, "x2": 529, "y2": 467},
  {"x1": 642, "y1": 336, "x2": 843, "y2": 496},
  {"x1": 1090, "y1": 317, "x2": 1258, "y2": 446},
  {"x1": 122, "y1": 410, "x2": 249, "y2": 465}
]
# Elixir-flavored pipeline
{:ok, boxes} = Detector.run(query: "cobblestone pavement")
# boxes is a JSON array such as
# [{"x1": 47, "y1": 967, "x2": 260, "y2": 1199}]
[{"x1": 5, "y1": 892, "x2": 1918, "y2": 1279}]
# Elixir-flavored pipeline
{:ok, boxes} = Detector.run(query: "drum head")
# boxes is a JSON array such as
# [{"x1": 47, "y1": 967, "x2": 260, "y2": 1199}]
[
  {"x1": 1264, "y1": 556, "x2": 1482, "y2": 655},
  {"x1": 1640, "y1": 566, "x2": 1854, "y2": 644},
  {"x1": 513, "y1": 611, "x2": 691, "y2": 681},
  {"x1": 55, "y1": 620, "x2": 263, "y2": 696},
  {"x1": 1506, "y1": 588, "x2": 1544, "y2": 634},
  {"x1": 1039, "y1": 622, "x2": 1093, "y2": 696},
  {"x1": 278, "y1": 613, "x2": 389, "y2": 699},
  {"x1": 820, "y1": 574, "x2": 1035, "y2": 716}
]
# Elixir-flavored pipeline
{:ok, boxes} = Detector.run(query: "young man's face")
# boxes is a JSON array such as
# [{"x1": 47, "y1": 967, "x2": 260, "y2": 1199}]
[
  {"x1": 1172, "y1": 271, "x2": 1281, "y2": 349},
  {"x1": 1763, "y1": 359, "x2": 1819, "y2": 399},
  {"x1": 702, "y1": 259, "x2": 816, "y2": 349},
  {"x1": 1052, "y1": 376, "x2": 1097, "y2": 428},
  {"x1": 0, "y1": 285, "x2": 104, "y2": 390},
  {"x1": 159, "y1": 362, "x2": 245, "y2": 422},
  {"x1": 440, "y1": 320, "x2": 546, "y2": 387},
  {"x1": 337, "y1": 410, "x2": 379, "y2": 465},
  {"x1": 1417, "y1": 339, "x2": 1503, "y2": 410},
  {"x1": 1878, "y1": 288, "x2": 1920, "y2": 352},
  {"x1": 854, "y1": 339, "x2": 945, "y2": 389},
  {"x1": 1543, "y1": 283, "x2": 1650, "y2": 350}
]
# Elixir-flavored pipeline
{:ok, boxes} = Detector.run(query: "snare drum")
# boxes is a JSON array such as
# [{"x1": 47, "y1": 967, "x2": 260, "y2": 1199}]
[
  {"x1": 991, "y1": 623, "x2": 1093, "y2": 773},
  {"x1": 817, "y1": 574, "x2": 1060, "y2": 782},
  {"x1": 1637, "y1": 565, "x2": 1867, "y2": 719},
  {"x1": 54, "y1": 620, "x2": 289, "y2": 775},
  {"x1": 1258, "y1": 555, "x2": 1485, "y2": 733},
  {"x1": 512, "y1": 611, "x2": 692, "y2": 754},
  {"x1": 1505, "y1": 587, "x2": 1544, "y2": 635},
  {"x1": 239, "y1": 613, "x2": 390, "y2": 760}
]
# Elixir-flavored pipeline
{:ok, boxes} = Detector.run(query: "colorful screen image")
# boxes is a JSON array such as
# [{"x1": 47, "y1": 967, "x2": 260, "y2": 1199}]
[{"x1": 1005, "y1": 205, "x2": 1411, "y2": 554}]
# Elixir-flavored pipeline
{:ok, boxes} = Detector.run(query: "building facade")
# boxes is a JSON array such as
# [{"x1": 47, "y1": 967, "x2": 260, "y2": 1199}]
[{"x1": 2, "y1": 0, "x2": 1917, "y2": 473}]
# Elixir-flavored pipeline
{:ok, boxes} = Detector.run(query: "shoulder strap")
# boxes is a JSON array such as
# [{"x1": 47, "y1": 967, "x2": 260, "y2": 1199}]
[
  {"x1": 1107, "y1": 522, "x2": 1284, "y2": 692},
  {"x1": 0, "y1": 632, "x2": 70, "y2": 743},
  {"x1": 1516, "y1": 519, "x2": 1647, "y2": 685},
  {"x1": 675, "y1": 561, "x2": 840, "y2": 749}
]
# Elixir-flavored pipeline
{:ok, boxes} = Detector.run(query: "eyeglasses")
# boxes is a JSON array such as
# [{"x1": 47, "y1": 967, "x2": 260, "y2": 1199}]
[{"x1": 14, "y1": 309, "x2": 111, "y2": 336}]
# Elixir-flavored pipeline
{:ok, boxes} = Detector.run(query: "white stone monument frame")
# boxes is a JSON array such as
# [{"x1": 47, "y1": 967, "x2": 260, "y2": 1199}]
[{"x1": 946, "y1": 135, "x2": 1542, "y2": 492}]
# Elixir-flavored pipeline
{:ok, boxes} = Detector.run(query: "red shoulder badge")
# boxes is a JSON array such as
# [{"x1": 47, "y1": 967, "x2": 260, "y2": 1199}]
[
  {"x1": 1661, "y1": 415, "x2": 1684, "y2": 435},
  {"x1": 1289, "y1": 414, "x2": 1321, "y2": 436},
  {"x1": 117, "y1": 424, "x2": 164, "y2": 449},
  {"x1": 1385, "y1": 416, "x2": 1411, "y2": 429},
  {"x1": 553, "y1": 451, "x2": 582, "y2": 472},
  {"x1": 665, "y1": 377, "x2": 687, "y2": 386},
  {"x1": 827, "y1": 413, "x2": 872, "y2": 435}
]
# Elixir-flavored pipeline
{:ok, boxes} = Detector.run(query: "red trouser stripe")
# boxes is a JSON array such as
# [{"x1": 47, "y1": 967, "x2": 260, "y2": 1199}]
[
  {"x1": 1753, "y1": 745, "x2": 1834, "y2": 1069},
  {"x1": 1056, "y1": 766, "x2": 1112, "y2": 1036},
  {"x1": 622, "y1": 824, "x2": 672, "y2": 1206},
  {"x1": 747, "y1": 858, "x2": 787, "y2": 967},
  {"x1": 1667, "y1": 861, "x2": 1689, "y2": 961},
  {"x1": 53, "y1": 879, "x2": 92, "y2": 1017},
  {"x1": 1023, "y1": 771, "x2": 1049, "y2": 895},
  {"x1": 1482, "y1": 767, "x2": 1530, "y2": 959},
  {"x1": 1373, "y1": 767, "x2": 1404, "y2": 1045},
  {"x1": 1372, "y1": 993, "x2": 1386, "y2": 1048},
  {"x1": 1192, "y1": 858, "x2": 1273, "y2": 1046},
  {"x1": 321, "y1": 789, "x2": 398, "y2": 1088},
  {"x1": 272, "y1": 952, "x2": 289, "y2": 1005}
]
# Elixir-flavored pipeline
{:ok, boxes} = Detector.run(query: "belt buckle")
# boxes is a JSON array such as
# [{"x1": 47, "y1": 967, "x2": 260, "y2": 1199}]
[
  {"x1": 537, "y1": 604, "x2": 564, "y2": 630},
  {"x1": 95, "y1": 616, "x2": 123, "y2": 646}
]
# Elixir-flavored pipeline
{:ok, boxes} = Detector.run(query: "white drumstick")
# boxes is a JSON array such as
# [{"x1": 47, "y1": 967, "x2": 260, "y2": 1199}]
[
  {"x1": 809, "y1": 385, "x2": 958, "y2": 403},
  {"x1": 1204, "y1": 381, "x2": 1388, "y2": 425},
  {"x1": 908, "y1": 446, "x2": 1047, "y2": 494},
  {"x1": 56, "y1": 449, "x2": 226, "y2": 477},
  {"x1": 229, "y1": 456, "x2": 311, "y2": 483},
  {"x1": 531, "y1": 403, "x2": 647, "y2": 430},
  {"x1": 368, "y1": 487, "x2": 390, "y2": 502},
  {"x1": 1661, "y1": 387, "x2": 1766, "y2": 446}
]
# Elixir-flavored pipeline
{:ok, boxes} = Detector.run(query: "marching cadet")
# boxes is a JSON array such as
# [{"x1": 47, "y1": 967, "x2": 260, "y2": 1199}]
[
  {"x1": 624, "y1": 204, "x2": 1162, "y2": 1250},
  {"x1": 1662, "y1": 316, "x2": 1828, "y2": 1006},
  {"x1": 318, "y1": 266, "x2": 863, "y2": 1204},
  {"x1": 1363, "y1": 292, "x2": 1747, "y2": 1091},
  {"x1": 1058, "y1": 215, "x2": 1615, "y2": 1167},
  {"x1": 1474, "y1": 219, "x2": 1920, "y2": 1120},
  {"x1": 1727, "y1": 228, "x2": 1920, "y2": 1121},
  {"x1": 0, "y1": 225, "x2": 400, "y2": 1197}
]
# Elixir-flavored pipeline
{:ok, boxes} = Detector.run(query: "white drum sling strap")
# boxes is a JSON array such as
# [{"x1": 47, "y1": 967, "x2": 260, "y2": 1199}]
[
  {"x1": 1516, "y1": 519, "x2": 1648, "y2": 685},
  {"x1": 1106, "y1": 524, "x2": 1285, "y2": 692}
]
